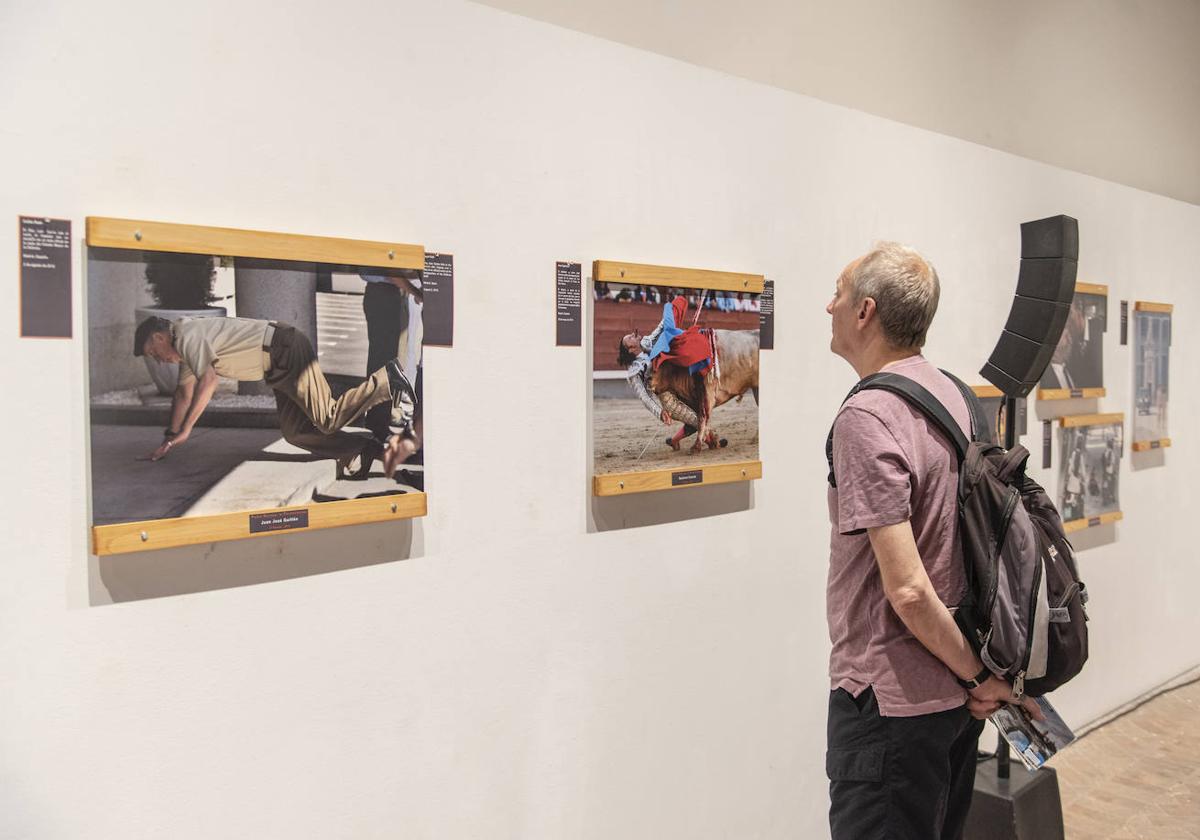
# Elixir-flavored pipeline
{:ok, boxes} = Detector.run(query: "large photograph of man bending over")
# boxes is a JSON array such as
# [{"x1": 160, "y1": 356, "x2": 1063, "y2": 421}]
[{"x1": 88, "y1": 246, "x2": 425, "y2": 527}]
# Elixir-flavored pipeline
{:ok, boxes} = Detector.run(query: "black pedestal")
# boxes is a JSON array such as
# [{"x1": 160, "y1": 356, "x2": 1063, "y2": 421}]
[{"x1": 964, "y1": 760, "x2": 1065, "y2": 840}]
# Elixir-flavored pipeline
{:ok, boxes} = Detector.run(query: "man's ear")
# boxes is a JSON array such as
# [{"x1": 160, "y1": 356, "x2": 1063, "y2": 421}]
[{"x1": 857, "y1": 297, "x2": 876, "y2": 326}]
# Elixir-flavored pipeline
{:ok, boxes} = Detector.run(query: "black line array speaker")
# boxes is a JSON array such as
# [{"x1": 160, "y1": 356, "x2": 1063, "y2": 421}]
[{"x1": 981, "y1": 215, "x2": 1079, "y2": 397}]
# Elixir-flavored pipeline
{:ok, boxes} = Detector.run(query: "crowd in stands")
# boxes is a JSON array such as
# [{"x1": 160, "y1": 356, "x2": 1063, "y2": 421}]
[{"x1": 593, "y1": 283, "x2": 761, "y2": 313}]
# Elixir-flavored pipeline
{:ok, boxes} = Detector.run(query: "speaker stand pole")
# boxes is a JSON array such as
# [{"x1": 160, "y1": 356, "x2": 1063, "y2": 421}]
[
  {"x1": 964, "y1": 395, "x2": 1065, "y2": 840},
  {"x1": 997, "y1": 395, "x2": 1018, "y2": 780}
]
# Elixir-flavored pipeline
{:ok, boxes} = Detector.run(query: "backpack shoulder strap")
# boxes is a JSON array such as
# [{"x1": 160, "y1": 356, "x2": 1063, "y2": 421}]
[
  {"x1": 857, "y1": 374, "x2": 970, "y2": 461},
  {"x1": 826, "y1": 371, "x2": 970, "y2": 487},
  {"x1": 939, "y1": 369, "x2": 990, "y2": 445},
  {"x1": 826, "y1": 373, "x2": 889, "y2": 487}
]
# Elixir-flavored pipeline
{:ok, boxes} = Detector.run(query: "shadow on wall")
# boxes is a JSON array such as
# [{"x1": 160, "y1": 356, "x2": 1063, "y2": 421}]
[
  {"x1": 588, "y1": 482, "x2": 753, "y2": 532},
  {"x1": 1130, "y1": 448, "x2": 1166, "y2": 471},
  {"x1": 1068, "y1": 522, "x2": 1117, "y2": 553},
  {"x1": 89, "y1": 518, "x2": 419, "y2": 604}
]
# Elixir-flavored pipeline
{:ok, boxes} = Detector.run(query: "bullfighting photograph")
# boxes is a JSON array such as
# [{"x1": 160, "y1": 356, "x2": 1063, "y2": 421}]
[{"x1": 593, "y1": 282, "x2": 760, "y2": 476}]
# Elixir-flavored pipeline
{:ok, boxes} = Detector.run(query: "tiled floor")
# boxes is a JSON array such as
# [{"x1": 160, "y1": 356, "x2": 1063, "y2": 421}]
[{"x1": 1051, "y1": 678, "x2": 1199, "y2": 839}]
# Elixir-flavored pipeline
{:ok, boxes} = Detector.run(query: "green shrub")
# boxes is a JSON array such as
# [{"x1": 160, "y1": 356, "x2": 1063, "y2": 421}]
[{"x1": 144, "y1": 252, "x2": 216, "y2": 309}]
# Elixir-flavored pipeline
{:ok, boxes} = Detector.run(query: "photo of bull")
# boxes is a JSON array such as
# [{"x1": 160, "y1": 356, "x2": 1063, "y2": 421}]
[{"x1": 618, "y1": 326, "x2": 759, "y2": 454}]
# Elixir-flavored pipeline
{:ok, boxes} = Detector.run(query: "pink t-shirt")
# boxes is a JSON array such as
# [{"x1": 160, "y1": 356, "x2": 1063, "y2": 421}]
[{"x1": 827, "y1": 355, "x2": 971, "y2": 717}]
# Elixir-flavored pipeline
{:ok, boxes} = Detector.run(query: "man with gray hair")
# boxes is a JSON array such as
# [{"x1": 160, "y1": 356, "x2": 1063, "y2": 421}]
[{"x1": 823, "y1": 243, "x2": 1033, "y2": 839}]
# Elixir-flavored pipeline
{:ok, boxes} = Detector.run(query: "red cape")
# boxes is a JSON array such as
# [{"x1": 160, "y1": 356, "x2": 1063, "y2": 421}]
[{"x1": 652, "y1": 297, "x2": 713, "y2": 372}]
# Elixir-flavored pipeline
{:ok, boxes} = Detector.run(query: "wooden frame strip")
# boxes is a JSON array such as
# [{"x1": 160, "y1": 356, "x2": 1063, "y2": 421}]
[
  {"x1": 972, "y1": 385, "x2": 1003, "y2": 399},
  {"x1": 1134, "y1": 301, "x2": 1173, "y2": 313},
  {"x1": 1063, "y1": 511, "x2": 1123, "y2": 533},
  {"x1": 1074, "y1": 282, "x2": 1108, "y2": 296},
  {"x1": 1059, "y1": 412, "x2": 1124, "y2": 428},
  {"x1": 1036, "y1": 387, "x2": 1106, "y2": 401},
  {"x1": 86, "y1": 217, "x2": 425, "y2": 271},
  {"x1": 593, "y1": 460, "x2": 761, "y2": 496},
  {"x1": 1131, "y1": 438, "x2": 1171, "y2": 452},
  {"x1": 593, "y1": 260, "x2": 764, "y2": 294},
  {"x1": 93, "y1": 492, "x2": 427, "y2": 555}
]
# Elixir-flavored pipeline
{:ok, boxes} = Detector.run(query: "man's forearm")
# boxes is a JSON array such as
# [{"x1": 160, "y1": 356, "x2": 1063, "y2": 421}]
[
  {"x1": 168, "y1": 384, "x2": 194, "y2": 433},
  {"x1": 180, "y1": 372, "x2": 219, "y2": 433},
  {"x1": 890, "y1": 587, "x2": 981, "y2": 681},
  {"x1": 628, "y1": 369, "x2": 663, "y2": 417},
  {"x1": 389, "y1": 276, "x2": 422, "y2": 301},
  {"x1": 868, "y1": 522, "x2": 983, "y2": 682}
]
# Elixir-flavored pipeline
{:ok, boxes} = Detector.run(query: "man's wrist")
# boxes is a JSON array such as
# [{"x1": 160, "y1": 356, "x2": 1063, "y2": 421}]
[
  {"x1": 163, "y1": 428, "x2": 178, "y2": 439},
  {"x1": 957, "y1": 665, "x2": 992, "y2": 691}
]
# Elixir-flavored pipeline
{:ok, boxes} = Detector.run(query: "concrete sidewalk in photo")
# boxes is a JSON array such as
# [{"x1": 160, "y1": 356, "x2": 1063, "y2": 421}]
[{"x1": 90, "y1": 425, "x2": 416, "y2": 525}]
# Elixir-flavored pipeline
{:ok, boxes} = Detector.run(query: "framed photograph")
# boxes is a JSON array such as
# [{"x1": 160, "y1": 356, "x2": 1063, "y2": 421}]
[
  {"x1": 1057, "y1": 413, "x2": 1124, "y2": 532},
  {"x1": 86, "y1": 217, "x2": 427, "y2": 554},
  {"x1": 592, "y1": 260, "x2": 763, "y2": 495},
  {"x1": 1037, "y1": 282, "x2": 1108, "y2": 400},
  {"x1": 1132, "y1": 302, "x2": 1172, "y2": 451},
  {"x1": 970, "y1": 385, "x2": 1027, "y2": 444}
]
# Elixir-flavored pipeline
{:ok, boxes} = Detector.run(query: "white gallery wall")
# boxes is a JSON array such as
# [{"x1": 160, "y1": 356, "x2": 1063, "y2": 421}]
[
  {"x1": 478, "y1": 0, "x2": 1200, "y2": 206},
  {"x1": 1, "y1": 1, "x2": 1197, "y2": 838}
]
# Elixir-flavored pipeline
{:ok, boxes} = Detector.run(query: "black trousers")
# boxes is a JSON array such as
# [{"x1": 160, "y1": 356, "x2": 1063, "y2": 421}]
[
  {"x1": 362, "y1": 282, "x2": 407, "y2": 441},
  {"x1": 827, "y1": 687, "x2": 983, "y2": 840}
]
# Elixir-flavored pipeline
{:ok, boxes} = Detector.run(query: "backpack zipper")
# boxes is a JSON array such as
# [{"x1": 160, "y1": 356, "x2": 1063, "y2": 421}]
[
  {"x1": 1012, "y1": 540, "x2": 1045, "y2": 698},
  {"x1": 994, "y1": 488, "x2": 1020, "y2": 550},
  {"x1": 983, "y1": 488, "x2": 1021, "y2": 636},
  {"x1": 1057, "y1": 581, "x2": 1080, "y2": 608}
]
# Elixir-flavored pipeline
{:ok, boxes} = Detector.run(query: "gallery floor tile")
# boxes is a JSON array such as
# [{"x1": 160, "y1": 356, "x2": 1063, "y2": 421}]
[{"x1": 1051, "y1": 677, "x2": 1199, "y2": 839}]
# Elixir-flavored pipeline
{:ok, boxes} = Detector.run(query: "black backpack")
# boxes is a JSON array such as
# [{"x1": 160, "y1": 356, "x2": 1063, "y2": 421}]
[{"x1": 826, "y1": 370, "x2": 1089, "y2": 698}]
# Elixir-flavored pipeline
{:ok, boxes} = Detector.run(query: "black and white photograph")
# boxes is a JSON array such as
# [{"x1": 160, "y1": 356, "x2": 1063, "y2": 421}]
[
  {"x1": 972, "y1": 387, "x2": 1027, "y2": 444},
  {"x1": 1039, "y1": 286, "x2": 1107, "y2": 395},
  {"x1": 88, "y1": 241, "x2": 426, "y2": 532},
  {"x1": 1133, "y1": 304, "x2": 1171, "y2": 447},
  {"x1": 1058, "y1": 418, "x2": 1123, "y2": 524}
]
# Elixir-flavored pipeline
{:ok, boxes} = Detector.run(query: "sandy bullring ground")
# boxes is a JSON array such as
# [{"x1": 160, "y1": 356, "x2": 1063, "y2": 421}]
[{"x1": 593, "y1": 395, "x2": 759, "y2": 475}]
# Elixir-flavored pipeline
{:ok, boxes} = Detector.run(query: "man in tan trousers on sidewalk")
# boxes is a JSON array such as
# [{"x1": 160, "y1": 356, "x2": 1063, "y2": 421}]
[{"x1": 133, "y1": 315, "x2": 415, "y2": 477}]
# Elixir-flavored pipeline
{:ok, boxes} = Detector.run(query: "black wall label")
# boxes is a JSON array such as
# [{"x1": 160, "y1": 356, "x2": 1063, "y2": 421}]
[
  {"x1": 555, "y1": 261, "x2": 582, "y2": 347},
  {"x1": 1120, "y1": 300, "x2": 1128, "y2": 345},
  {"x1": 1151, "y1": 440, "x2": 1161, "y2": 449},
  {"x1": 671, "y1": 469, "x2": 704, "y2": 486},
  {"x1": 19, "y1": 216, "x2": 72, "y2": 338},
  {"x1": 422, "y1": 252, "x2": 454, "y2": 347},
  {"x1": 1087, "y1": 516, "x2": 1101, "y2": 528},
  {"x1": 758, "y1": 279, "x2": 775, "y2": 350},
  {"x1": 249, "y1": 509, "x2": 310, "y2": 533},
  {"x1": 1015, "y1": 398, "x2": 1028, "y2": 437},
  {"x1": 1069, "y1": 388, "x2": 1083, "y2": 399},
  {"x1": 1042, "y1": 420, "x2": 1052, "y2": 469}
]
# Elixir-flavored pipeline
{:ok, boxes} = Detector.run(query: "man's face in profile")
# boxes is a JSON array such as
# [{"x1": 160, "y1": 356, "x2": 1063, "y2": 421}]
[
  {"x1": 826, "y1": 260, "x2": 862, "y2": 360},
  {"x1": 142, "y1": 331, "x2": 181, "y2": 364}
]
